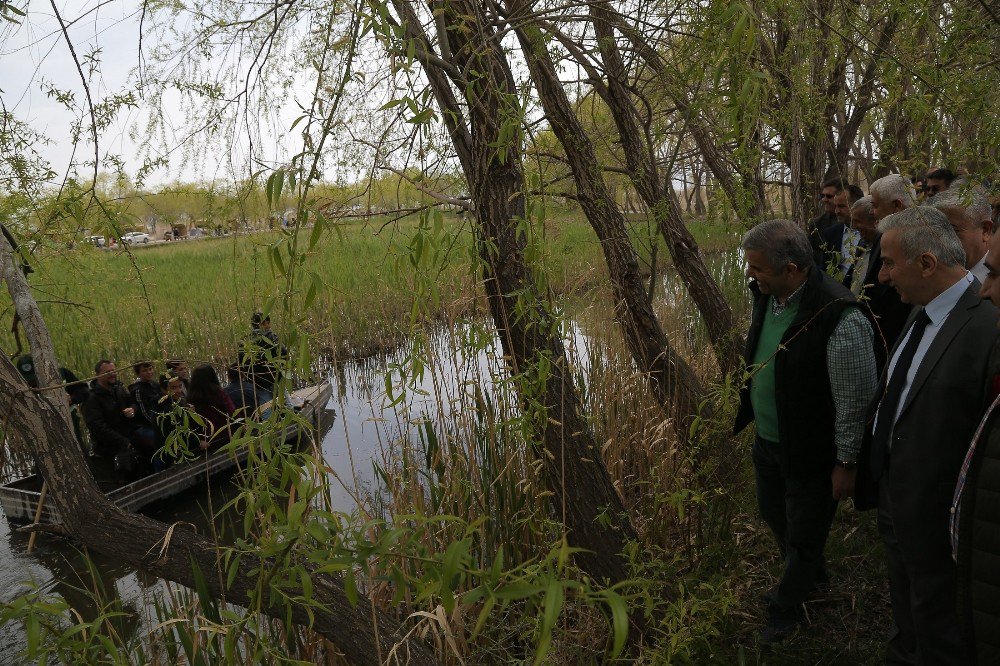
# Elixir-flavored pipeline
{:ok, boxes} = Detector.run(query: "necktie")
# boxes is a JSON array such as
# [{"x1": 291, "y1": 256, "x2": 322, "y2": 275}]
[{"x1": 872, "y1": 310, "x2": 932, "y2": 456}]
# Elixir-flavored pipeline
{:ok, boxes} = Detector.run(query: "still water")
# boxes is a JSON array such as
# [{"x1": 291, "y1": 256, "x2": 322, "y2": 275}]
[{"x1": 0, "y1": 249, "x2": 746, "y2": 658}]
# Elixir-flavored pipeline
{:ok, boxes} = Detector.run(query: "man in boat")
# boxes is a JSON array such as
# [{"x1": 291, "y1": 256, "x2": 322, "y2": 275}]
[
  {"x1": 238, "y1": 312, "x2": 287, "y2": 404},
  {"x1": 733, "y1": 219, "x2": 878, "y2": 643},
  {"x1": 15, "y1": 354, "x2": 89, "y2": 450},
  {"x1": 81, "y1": 359, "x2": 145, "y2": 473},
  {"x1": 953, "y1": 225, "x2": 1000, "y2": 663},
  {"x1": 224, "y1": 363, "x2": 263, "y2": 418},
  {"x1": 165, "y1": 359, "x2": 191, "y2": 395},
  {"x1": 128, "y1": 361, "x2": 163, "y2": 455}
]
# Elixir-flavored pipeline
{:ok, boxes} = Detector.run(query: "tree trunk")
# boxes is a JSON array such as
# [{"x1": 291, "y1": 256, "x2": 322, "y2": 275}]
[
  {"x1": 586, "y1": 0, "x2": 743, "y2": 374},
  {"x1": 395, "y1": 0, "x2": 638, "y2": 588},
  {"x1": 511, "y1": 7, "x2": 704, "y2": 426},
  {"x1": 0, "y1": 234, "x2": 435, "y2": 665}
]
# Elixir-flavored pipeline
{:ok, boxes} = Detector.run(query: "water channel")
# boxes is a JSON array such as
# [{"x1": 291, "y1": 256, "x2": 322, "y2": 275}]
[{"x1": 0, "y1": 249, "x2": 747, "y2": 659}]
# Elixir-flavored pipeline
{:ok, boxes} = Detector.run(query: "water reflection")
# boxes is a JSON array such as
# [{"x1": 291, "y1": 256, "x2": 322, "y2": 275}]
[{"x1": 0, "y1": 250, "x2": 743, "y2": 654}]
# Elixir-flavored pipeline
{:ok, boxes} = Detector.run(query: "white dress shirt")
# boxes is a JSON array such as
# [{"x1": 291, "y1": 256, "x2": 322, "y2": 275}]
[{"x1": 878, "y1": 271, "x2": 973, "y2": 433}]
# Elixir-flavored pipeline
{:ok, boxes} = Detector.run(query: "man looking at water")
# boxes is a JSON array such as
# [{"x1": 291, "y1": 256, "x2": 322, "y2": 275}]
[
  {"x1": 932, "y1": 184, "x2": 993, "y2": 283},
  {"x1": 734, "y1": 219, "x2": 877, "y2": 643},
  {"x1": 868, "y1": 206, "x2": 997, "y2": 663}
]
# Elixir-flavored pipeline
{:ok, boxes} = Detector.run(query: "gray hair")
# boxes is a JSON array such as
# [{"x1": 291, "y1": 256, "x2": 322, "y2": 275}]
[
  {"x1": 877, "y1": 206, "x2": 966, "y2": 267},
  {"x1": 741, "y1": 219, "x2": 814, "y2": 271},
  {"x1": 870, "y1": 174, "x2": 917, "y2": 208},
  {"x1": 851, "y1": 196, "x2": 874, "y2": 217},
  {"x1": 931, "y1": 183, "x2": 993, "y2": 228}
]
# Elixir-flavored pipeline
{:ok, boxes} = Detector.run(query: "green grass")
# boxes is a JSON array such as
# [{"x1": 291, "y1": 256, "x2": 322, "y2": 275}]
[{"x1": 1, "y1": 209, "x2": 739, "y2": 378}]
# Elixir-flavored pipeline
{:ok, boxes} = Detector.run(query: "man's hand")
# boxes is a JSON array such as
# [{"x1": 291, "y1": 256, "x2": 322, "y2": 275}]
[
  {"x1": 123, "y1": 407, "x2": 135, "y2": 418},
  {"x1": 832, "y1": 466, "x2": 857, "y2": 501}
]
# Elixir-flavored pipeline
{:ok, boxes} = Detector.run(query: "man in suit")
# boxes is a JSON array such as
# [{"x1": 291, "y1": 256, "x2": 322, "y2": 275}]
[
  {"x1": 819, "y1": 184, "x2": 865, "y2": 283},
  {"x1": 953, "y1": 228, "x2": 1000, "y2": 663},
  {"x1": 870, "y1": 205, "x2": 998, "y2": 664},
  {"x1": 852, "y1": 185, "x2": 914, "y2": 371},
  {"x1": 932, "y1": 184, "x2": 993, "y2": 284}
]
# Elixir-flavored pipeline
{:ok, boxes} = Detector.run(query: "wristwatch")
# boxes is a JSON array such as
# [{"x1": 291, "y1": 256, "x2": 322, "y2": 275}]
[{"x1": 835, "y1": 460, "x2": 857, "y2": 470}]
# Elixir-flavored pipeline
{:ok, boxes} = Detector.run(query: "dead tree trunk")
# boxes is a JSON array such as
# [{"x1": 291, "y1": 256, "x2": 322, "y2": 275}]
[
  {"x1": 0, "y1": 234, "x2": 435, "y2": 665},
  {"x1": 392, "y1": 0, "x2": 638, "y2": 588}
]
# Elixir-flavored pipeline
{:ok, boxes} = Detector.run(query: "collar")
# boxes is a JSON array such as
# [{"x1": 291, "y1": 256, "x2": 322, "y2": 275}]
[
  {"x1": 924, "y1": 271, "x2": 973, "y2": 326},
  {"x1": 771, "y1": 276, "x2": 809, "y2": 315}
]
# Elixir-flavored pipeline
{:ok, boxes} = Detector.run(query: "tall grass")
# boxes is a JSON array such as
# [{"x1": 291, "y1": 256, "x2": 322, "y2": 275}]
[{"x1": 1, "y1": 211, "x2": 738, "y2": 379}]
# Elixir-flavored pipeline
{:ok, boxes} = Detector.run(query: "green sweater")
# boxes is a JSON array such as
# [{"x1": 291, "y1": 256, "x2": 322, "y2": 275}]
[{"x1": 749, "y1": 298, "x2": 799, "y2": 442}]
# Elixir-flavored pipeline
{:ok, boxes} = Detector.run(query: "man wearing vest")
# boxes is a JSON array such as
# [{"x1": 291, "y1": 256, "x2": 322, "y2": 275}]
[
  {"x1": 734, "y1": 219, "x2": 878, "y2": 643},
  {"x1": 868, "y1": 206, "x2": 998, "y2": 664}
]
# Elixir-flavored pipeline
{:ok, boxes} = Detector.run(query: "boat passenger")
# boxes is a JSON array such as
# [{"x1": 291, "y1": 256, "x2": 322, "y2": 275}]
[
  {"x1": 188, "y1": 364, "x2": 236, "y2": 450},
  {"x1": 128, "y1": 361, "x2": 163, "y2": 452},
  {"x1": 15, "y1": 354, "x2": 89, "y2": 450},
  {"x1": 153, "y1": 375, "x2": 199, "y2": 469},
  {"x1": 81, "y1": 359, "x2": 152, "y2": 476},
  {"x1": 238, "y1": 312, "x2": 287, "y2": 405},
  {"x1": 165, "y1": 358, "x2": 191, "y2": 395},
  {"x1": 224, "y1": 363, "x2": 263, "y2": 418}
]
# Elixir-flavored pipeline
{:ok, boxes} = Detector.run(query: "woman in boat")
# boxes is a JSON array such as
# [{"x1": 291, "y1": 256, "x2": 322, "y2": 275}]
[{"x1": 187, "y1": 364, "x2": 236, "y2": 451}]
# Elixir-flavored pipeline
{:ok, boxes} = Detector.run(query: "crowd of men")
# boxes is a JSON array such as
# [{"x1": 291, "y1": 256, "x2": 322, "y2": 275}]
[
  {"x1": 736, "y1": 172, "x2": 1000, "y2": 663},
  {"x1": 19, "y1": 312, "x2": 287, "y2": 477}
]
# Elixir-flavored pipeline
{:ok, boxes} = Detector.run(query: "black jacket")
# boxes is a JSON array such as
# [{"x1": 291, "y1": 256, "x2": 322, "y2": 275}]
[
  {"x1": 82, "y1": 382, "x2": 137, "y2": 456},
  {"x1": 956, "y1": 342, "x2": 1000, "y2": 665},
  {"x1": 129, "y1": 379, "x2": 163, "y2": 428},
  {"x1": 238, "y1": 329, "x2": 287, "y2": 391},
  {"x1": 734, "y1": 268, "x2": 863, "y2": 478}
]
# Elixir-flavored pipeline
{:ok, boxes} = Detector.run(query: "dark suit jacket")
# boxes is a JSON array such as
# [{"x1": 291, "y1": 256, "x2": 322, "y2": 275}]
[{"x1": 856, "y1": 283, "x2": 998, "y2": 570}]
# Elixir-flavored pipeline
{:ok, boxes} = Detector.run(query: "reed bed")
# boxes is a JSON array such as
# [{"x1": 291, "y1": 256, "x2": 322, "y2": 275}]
[{"x1": 2, "y1": 211, "x2": 761, "y2": 663}]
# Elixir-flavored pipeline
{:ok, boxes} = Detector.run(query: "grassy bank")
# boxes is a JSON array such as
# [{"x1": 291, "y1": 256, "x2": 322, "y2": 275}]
[{"x1": 1, "y1": 209, "x2": 740, "y2": 377}]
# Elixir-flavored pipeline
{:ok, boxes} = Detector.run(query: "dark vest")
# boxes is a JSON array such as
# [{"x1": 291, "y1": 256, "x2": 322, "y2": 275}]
[{"x1": 735, "y1": 269, "x2": 861, "y2": 478}]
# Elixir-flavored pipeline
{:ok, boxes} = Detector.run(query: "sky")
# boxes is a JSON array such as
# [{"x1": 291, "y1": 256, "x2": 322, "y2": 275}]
[{"x1": 0, "y1": 1, "x2": 318, "y2": 190}]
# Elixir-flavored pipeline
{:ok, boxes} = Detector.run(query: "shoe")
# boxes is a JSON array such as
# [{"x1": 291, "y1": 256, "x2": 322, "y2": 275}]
[{"x1": 759, "y1": 616, "x2": 800, "y2": 645}]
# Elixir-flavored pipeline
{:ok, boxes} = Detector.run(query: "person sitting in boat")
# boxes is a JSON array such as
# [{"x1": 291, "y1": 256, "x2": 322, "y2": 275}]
[
  {"x1": 238, "y1": 312, "x2": 287, "y2": 405},
  {"x1": 82, "y1": 359, "x2": 153, "y2": 475},
  {"x1": 152, "y1": 375, "x2": 200, "y2": 469},
  {"x1": 15, "y1": 354, "x2": 89, "y2": 450},
  {"x1": 128, "y1": 361, "x2": 163, "y2": 451},
  {"x1": 224, "y1": 363, "x2": 264, "y2": 418},
  {"x1": 187, "y1": 364, "x2": 237, "y2": 451},
  {"x1": 165, "y1": 359, "x2": 191, "y2": 394}
]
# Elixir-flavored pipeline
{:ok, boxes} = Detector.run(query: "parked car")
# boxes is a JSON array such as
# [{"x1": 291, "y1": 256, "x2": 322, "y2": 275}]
[
  {"x1": 84, "y1": 235, "x2": 106, "y2": 247},
  {"x1": 122, "y1": 231, "x2": 151, "y2": 245}
]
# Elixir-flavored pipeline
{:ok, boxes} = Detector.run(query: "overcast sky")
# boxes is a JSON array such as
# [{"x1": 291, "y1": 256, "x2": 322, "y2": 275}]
[{"x1": 0, "y1": 1, "x2": 319, "y2": 189}]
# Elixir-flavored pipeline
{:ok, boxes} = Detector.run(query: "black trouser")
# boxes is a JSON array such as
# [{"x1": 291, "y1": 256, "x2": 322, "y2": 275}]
[
  {"x1": 877, "y1": 477, "x2": 968, "y2": 665},
  {"x1": 752, "y1": 436, "x2": 837, "y2": 619}
]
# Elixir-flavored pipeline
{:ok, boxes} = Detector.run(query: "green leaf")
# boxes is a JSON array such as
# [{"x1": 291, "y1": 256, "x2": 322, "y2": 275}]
[{"x1": 605, "y1": 590, "x2": 629, "y2": 659}]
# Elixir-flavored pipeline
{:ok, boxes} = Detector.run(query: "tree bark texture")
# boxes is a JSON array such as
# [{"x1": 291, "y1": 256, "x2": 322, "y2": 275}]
[
  {"x1": 395, "y1": 0, "x2": 638, "y2": 587},
  {"x1": 0, "y1": 234, "x2": 435, "y2": 666},
  {"x1": 586, "y1": 0, "x2": 743, "y2": 374},
  {"x1": 510, "y1": 7, "x2": 703, "y2": 430}
]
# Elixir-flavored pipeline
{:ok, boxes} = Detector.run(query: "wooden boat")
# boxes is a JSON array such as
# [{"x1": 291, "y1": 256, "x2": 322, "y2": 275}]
[{"x1": 0, "y1": 382, "x2": 333, "y2": 525}]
